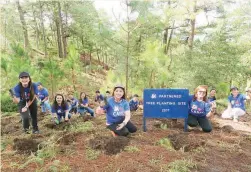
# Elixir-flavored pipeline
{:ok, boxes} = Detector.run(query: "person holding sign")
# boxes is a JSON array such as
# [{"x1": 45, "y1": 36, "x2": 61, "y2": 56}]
[
  {"x1": 12, "y1": 72, "x2": 40, "y2": 134},
  {"x1": 188, "y1": 85, "x2": 216, "y2": 132},
  {"x1": 51, "y1": 94, "x2": 71, "y2": 124},
  {"x1": 96, "y1": 85, "x2": 137, "y2": 136},
  {"x1": 222, "y1": 86, "x2": 250, "y2": 122}
]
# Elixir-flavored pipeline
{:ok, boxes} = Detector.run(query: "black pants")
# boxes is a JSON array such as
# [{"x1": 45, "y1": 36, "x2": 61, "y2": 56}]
[
  {"x1": 187, "y1": 114, "x2": 212, "y2": 132},
  {"x1": 107, "y1": 120, "x2": 137, "y2": 136},
  {"x1": 19, "y1": 100, "x2": 38, "y2": 131}
]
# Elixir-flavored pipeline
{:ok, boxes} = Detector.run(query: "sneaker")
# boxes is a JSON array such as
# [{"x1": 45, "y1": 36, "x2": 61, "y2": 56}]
[
  {"x1": 24, "y1": 129, "x2": 30, "y2": 134},
  {"x1": 188, "y1": 126, "x2": 194, "y2": 131},
  {"x1": 32, "y1": 130, "x2": 40, "y2": 134}
]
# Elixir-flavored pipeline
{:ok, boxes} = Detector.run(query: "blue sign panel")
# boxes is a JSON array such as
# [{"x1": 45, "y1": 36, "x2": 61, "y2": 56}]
[{"x1": 143, "y1": 89, "x2": 189, "y2": 132}]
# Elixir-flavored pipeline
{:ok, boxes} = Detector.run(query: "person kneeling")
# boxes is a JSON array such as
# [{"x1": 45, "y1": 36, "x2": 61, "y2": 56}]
[
  {"x1": 51, "y1": 94, "x2": 71, "y2": 124},
  {"x1": 96, "y1": 85, "x2": 137, "y2": 137},
  {"x1": 188, "y1": 85, "x2": 215, "y2": 132},
  {"x1": 222, "y1": 86, "x2": 250, "y2": 122}
]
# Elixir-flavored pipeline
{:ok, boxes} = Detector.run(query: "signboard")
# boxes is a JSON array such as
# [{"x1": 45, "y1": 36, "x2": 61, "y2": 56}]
[{"x1": 143, "y1": 89, "x2": 189, "y2": 131}]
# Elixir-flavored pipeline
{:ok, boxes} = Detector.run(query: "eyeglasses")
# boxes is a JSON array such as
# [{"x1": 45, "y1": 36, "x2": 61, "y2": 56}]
[{"x1": 198, "y1": 91, "x2": 206, "y2": 94}]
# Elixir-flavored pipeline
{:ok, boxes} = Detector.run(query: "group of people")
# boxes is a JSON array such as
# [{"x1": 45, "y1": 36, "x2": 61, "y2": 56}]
[
  {"x1": 11, "y1": 72, "x2": 139, "y2": 136},
  {"x1": 11, "y1": 72, "x2": 251, "y2": 135},
  {"x1": 187, "y1": 85, "x2": 251, "y2": 132}
]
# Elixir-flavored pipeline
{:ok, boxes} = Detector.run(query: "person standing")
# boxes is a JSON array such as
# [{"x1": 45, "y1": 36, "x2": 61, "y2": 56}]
[{"x1": 12, "y1": 72, "x2": 40, "y2": 134}]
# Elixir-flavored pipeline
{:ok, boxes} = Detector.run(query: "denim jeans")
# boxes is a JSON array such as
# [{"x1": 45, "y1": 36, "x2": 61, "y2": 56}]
[
  {"x1": 41, "y1": 100, "x2": 51, "y2": 113},
  {"x1": 69, "y1": 105, "x2": 78, "y2": 114},
  {"x1": 78, "y1": 107, "x2": 94, "y2": 117}
]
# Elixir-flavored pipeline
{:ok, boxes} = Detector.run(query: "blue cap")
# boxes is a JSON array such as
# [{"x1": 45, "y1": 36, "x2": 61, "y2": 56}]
[{"x1": 19, "y1": 72, "x2": 30, "y2": 78}]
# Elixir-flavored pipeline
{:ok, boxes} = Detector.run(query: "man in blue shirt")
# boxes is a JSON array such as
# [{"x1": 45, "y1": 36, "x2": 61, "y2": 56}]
[
  {"x1": 67, "y1": 93, "x2": 78, "y2": 114},
  {"x1": 129, "y1": 94, "x2": 139, "y2": 111},
  {"x1": 104, "y1": 91, "x2": 111, "y2": 104},
  {"x1": 94, "y1": 90, "x2": 104, "y2": 103},
  {"x1": 37, "y1": 82, "x2": 51, "y2": 115},
  {"x1": 222, "y1": 86, "x2": 250, "y2": 122}
]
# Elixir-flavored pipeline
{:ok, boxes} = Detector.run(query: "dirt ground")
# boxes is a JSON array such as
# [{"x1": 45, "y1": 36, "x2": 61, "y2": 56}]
[{"x1": 1, "y1": 110, "x2": 251, "y2": 172}]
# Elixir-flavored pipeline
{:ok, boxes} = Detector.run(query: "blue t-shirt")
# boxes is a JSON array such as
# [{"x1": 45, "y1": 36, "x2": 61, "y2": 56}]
[
  {"x1": 189, "y1": 95, "x2": 210, "y2": 117},
  {"x1": 102, "y1": 97, "x2": 130, "y2": 124},
  {"x1": 129, "y1": 99, "x2": 139, "y2": 111},
  {"x1": 95, "y1": 94, "x2": 104, "y2": 102},
  {"x1": 79, "y1": 98, "x2": 88, "y2": 108},
  {"x1": 51, "y1": 104, "x2": 69, "y2": 116},
  {"x1": 38, "y1": 88, "x2": 49, "y2": 101},
  {"x1": 13, "y1": 83, "x2": 38, "y2": 101},
  {"x1": 208, "y1": 96, "x2": 216, "y2": 103},
  {"x1": 70, "y1": 98, "x2": 78, "y2": 107},
  {"x1": 228, "y1": 94, "x2": 246, "y2": 111}
]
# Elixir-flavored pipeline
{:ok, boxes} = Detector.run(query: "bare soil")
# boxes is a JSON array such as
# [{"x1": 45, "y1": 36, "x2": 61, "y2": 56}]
[{"x1": 1, "y1": 110, "x2": 251, "y2": 172}]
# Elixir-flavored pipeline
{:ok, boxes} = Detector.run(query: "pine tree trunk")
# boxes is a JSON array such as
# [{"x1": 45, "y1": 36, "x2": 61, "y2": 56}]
[
  {"x1": 55, "y1": 2, "x2": 63, "y2": 58},
  {"x1": 16, "y1": 0, "x2": 30, "y2": 49},
  {"x1": 188, "y1": 1, "x2": 197, "y2": 50},
  {"x1": 39, "y1": 1, "x2": 47, "y2": 57}
]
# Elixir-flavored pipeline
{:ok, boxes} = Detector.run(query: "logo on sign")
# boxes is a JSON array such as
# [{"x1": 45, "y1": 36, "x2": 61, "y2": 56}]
[{"x1": 151, "y1": 94, "x2": 157, "y2": 99}]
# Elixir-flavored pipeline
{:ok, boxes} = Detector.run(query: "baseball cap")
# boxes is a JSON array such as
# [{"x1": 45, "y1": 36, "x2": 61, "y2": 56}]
[
  {"x1": 19, "y1": 72, "x2": 30, "y2": 78},
  {"x1": 230, "y1": 86, "x2": 238, "y2": 91},
  {"x1": 37, "y1": 82, "x2": 42, "y2": 86},
  {"x1": 114, "y1": 84, "x2": 125, "y2": 89}
]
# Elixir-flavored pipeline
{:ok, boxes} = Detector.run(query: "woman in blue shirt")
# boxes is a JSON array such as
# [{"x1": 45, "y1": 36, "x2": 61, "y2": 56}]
[
  {"x1": 51, "y1": 94, "x2": 71, "y2": 123},
  {"x1": 222, "y1": 86, "x2": 250, "y2": 122},
  {"x1": 188, "y1": 85, "x2": 216, "y2": 132},
  {"x1": 12, "y1": 72, "x2": 40, "y2": 134},
  {"x1": 96, "y1": 85, "x2": 137, "y2": 136},
  {"x1": 78, "y1": 92, "x2": 94, "y2": 117}
]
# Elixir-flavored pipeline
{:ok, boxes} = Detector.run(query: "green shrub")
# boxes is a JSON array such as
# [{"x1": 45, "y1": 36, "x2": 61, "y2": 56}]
[
  {"x1": 1, "y1": 93, "x2": 18, "y2": 112},
  {"x1": 157, "y1": 138, "x2": 173, "y2": 150}
]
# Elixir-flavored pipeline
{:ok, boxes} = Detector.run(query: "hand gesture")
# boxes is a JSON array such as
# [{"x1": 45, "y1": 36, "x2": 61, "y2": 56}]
[
  {"x1": 211, "y1": 101, "x2": 216, "y2": 109},
  {"x1": 95, "y1": 107, "x2": 105, "y2": 115},
  {"x1": 21, "y1": 106, "x2": 28, "y2": 112},
  {"x1": 116, "y1": 122, "x2": 126, "y2": 130}
]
